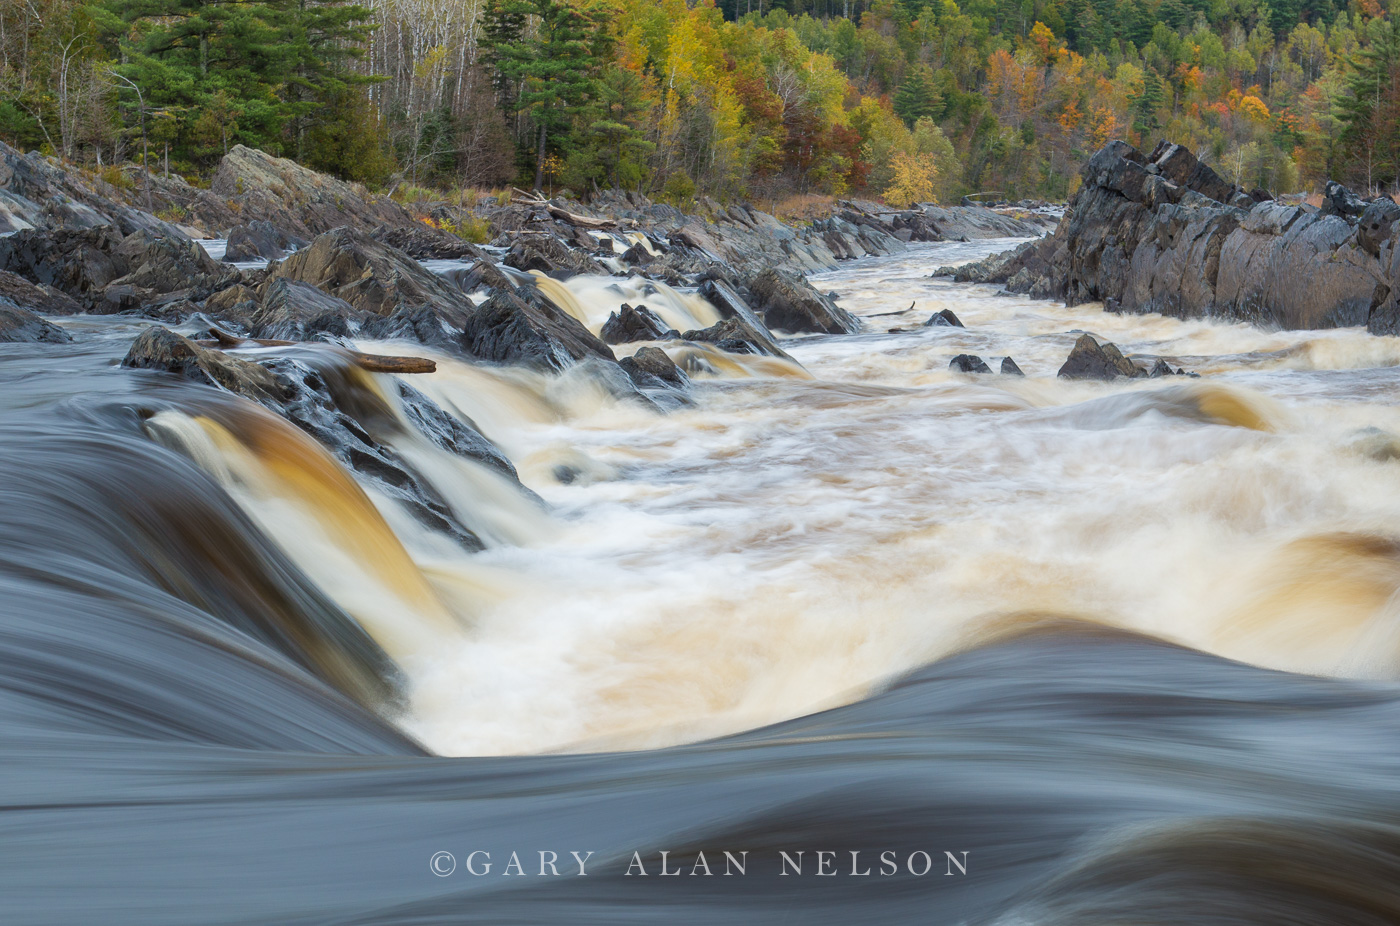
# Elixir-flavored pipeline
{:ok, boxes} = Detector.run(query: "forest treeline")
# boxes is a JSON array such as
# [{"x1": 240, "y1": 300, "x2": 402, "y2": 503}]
[{"x1": 4, "y1": 0, "x2": 1400, "y2": 205}]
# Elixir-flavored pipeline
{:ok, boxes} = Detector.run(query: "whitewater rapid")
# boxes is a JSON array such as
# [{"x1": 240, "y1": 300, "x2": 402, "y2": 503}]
[{"x1": 182, "y1": 238, "x2": 1400, "y2": 757}]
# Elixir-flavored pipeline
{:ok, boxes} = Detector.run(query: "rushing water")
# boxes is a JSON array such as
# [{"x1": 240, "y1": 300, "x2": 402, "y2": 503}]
[{"x1": 9, "y1": 240, "x2": 1400, "y2": 922}]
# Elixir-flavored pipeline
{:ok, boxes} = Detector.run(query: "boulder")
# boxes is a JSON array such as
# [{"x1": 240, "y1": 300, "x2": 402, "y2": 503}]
[
  {"x1": 0, "y1": 269, "x2": 84, "y2": 315},
  {"x1": 1357, "y1": 198, "x2": 1400, "y2": 257},
  {"x1": 265, "y1": 226, "x2": 476, "y2": 326},
  {"x1": 503, "y1": 234, "x2": 608, "y2": 278},
  {"x1": 924, "y1": 308, "x2": 964, "y2": 328},
  {"x1": 122, "y1": 325, "x2": 291, "y2": 401},
  {"x1": 371, "y1": 223, "x2": 487, "y2": 262},
  {"x1": 949, "y1": 354, "x2": 992, "y2": 373},
  {"x1": 1057, "y1": 334, "x2": 1146, "y2": 381},
  {"x1": 748, "y1": 267, "x2": 861, "y2": 335},
  {"x1": 682, "y1": 317, "x2": 794, "y2": 361},
  {"x1": 0, "y1": 298, "x2": 71, "y2": 343},
  {"x1": 1319, "y1": 180, "x2": 1367, "y2": 220},
  {"x1": 0, "y1": 225, "x2": 127, "y2": 300},
  {"x1": 108, "y1": 230, "x2": 241, "y2": 303},
  {"x1": 459, "y1": 289, "x2": 616, "y2": 372},
  {"x1": 1001, "y1": 356, "x2": 1025, "y2": 376},
  {"x1": 620, "y1": 346, "x2": 687, "y2": 388},
  {"x1": 224, "y1": 221, "x2": 308, "y2": 262},
  {"x1": 251, "y1": 279, "x2": 365, "y2": 340},
  {"x1": 600, "y1": 304, "x2": 676, "y2": 344}
]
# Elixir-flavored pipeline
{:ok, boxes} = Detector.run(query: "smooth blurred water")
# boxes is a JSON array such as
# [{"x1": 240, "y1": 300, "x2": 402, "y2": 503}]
[{"x1": 6, "y1": 240, "x2": 1400, "y2": 923}]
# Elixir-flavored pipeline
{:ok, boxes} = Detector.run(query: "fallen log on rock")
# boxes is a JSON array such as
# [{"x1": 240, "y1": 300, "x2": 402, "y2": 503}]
[{"x1": 200, "y1": 326, "x2": 437, "y2": 374}]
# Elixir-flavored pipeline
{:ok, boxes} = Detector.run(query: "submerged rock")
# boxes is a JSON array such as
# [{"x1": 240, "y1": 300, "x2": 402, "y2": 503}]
[
  {"x1": 682, "y1": 317, "x2": 794, "y2": 361},
  {"x1": 1057, "y1": 334, "x2": 1146, "y2": 381},
  {"x1": 949, "y1": 354, "x2": 992, "y2": 374},
  {"x1": 122, "y1": 326, "x2": 290, "y2": 401},
  {"x1": 1001, "y1": 356, "x2": 1025, "y2": 376},
  {"x1": 925, "y1": 308, "x2": 964, "y2": 328}
]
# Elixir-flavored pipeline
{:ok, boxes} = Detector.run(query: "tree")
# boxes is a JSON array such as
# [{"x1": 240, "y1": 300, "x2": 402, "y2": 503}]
[
  {"x1": 1130, "y1": 67, "x2": 1165, "y2": 141},
  {"x1": 484, "y1": 0, "x2": 615, "y2": 191},
  {"x1": 893, "y1": 66, "x2": 942, "y2": 126},
  {"x1": 1338, "y1": 17, "x2": 1400, "y2": 192}
]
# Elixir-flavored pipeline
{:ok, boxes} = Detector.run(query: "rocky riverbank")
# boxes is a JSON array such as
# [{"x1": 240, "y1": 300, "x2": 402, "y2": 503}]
[{"x1": 945, "y1": 139, "x2": 1400, "y2": 335}]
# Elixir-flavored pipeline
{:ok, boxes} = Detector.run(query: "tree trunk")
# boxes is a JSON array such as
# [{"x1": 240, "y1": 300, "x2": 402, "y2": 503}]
[{"x1": 534, "y1": 122, "x2": 547, "y2": 192}]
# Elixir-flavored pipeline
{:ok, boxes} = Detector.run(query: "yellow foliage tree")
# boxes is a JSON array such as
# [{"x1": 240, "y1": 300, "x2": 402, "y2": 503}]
[{"x1": 884, "y1": 151, "x2": 938, "y2": 207}]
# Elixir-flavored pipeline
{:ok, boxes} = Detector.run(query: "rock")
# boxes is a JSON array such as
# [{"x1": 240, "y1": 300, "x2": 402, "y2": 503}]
[
  {"x1": 0, "y1": 298, "x2": 71, "y2": 343},
  {"x1": 371, "y1": 223, "x2": 487, "y2": 262},
  {"x1": 108, "y1": 230, "x2": 241, "y2": 303},
  {"x1": 1057, "y1": 333, "x2": 1145, "y2": 381},
  {"x1": 122, "y1": 325, "x2": 291, "y2": 401},
  {"x1": 503, "y1": 234, "x2": 608, "y2": 278},
  {"x1": 600, "y1": 304, "x2": 676, "y2": 344},
  {"x1": 620, "y1": 346, "x2": 687, "y2": 388},
  {"x1": 251, "y1": 278, "x2": 365, "y2": 340},
  {"x1": 0, "y1": 269, "x2": 84, "y2": 315},
  {"x1": 1358, "y1": 198, "x2": 1400, "y2": 257},
  {"x1": 1319, "y1": 180, "x2": 1367, "y2": 220},
  {"x1": 949, "y1": 354, "x2": 992, "y2": 374},
  {"x1": 682, "y1": 317, "x2": 794, "y2": 361},
  {"x1": 1001, "y1": 356, "x2": 1025, "y2": 376},
  {"x1": 0, "y1": 225, "x2": 127, "y2": 300},
  {"x1": 224, "y1": 221, "x2": 308, "y2": 262},
  {"x1": 265, "y1": 226, "x2": 476, "y2": 325},
  {"x1": 459, "y1": 289, "x2": 615, "y2": 372},
  {"x1": 208, "y1": 145, "x2": 419, "y2": 239},
  {"x1": 748, "y1": 267, "x2": 861, "y2": 334},
  {"x1": 924, "y1": 308, "x2": 964, "y2": 328},
  {"x1": 1148, "y1": 358, "x2": 1182, "y2": 377}
]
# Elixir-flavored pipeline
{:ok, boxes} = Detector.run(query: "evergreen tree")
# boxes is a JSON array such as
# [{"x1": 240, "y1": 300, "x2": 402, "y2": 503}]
[
  {"x1": 893, "y1": 67, "x2": 942, "y2": 126},
  {"x1": 92, "y1": 0, "x2": 375, "y2": 170},
  {"x1": 1130, "y1": 68, "x2": 1165, "y2": 140},
  {"x1": 1339, "y1": 17, "x2": 1400, "y2": 191}
]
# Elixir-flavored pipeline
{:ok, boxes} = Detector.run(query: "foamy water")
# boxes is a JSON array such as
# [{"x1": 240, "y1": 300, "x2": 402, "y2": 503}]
[{"x1": 179, "y1": 240, "x2": 1400, "y2": 757}]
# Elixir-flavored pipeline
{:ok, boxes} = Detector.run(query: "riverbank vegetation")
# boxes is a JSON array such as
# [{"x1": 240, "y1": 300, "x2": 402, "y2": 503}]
[{"x1": 3, "y1": 0, "x2": 1399, "y2": 203}]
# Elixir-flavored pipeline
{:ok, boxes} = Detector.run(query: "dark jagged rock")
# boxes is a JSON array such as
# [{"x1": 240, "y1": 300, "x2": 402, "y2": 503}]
[
  {"x1": 251, "y1": 279, "x2": 366, "y2": 340},
  {"x1": 395, "y1": 380, "x2": 517, "y2": 479},
  {"x1": 123, "y1": 325, "x2": 291, "y2": 401},
  {"x1": 949, "y1": 354, "x2": 992, "y2": 374},
  {"x1": 1358, "y1": 199, "x2": 1400, "y2": 258},
  {"x1": 952, "y1": 139, "x2": 1400, "y2": 333},
  {"x1": 109, "y1": 230, "x2": 241, "y2": 303},
  {"x1": 503, "y1": 234, "x2": 608, "y2": 278},
  {"x1": 621, "y1": 346, "x2": 688, "y2": 388},
  {"x1": 600, "y1": 304, "x2": 675, "y2": 344},
  {"x1": 697, "y1": 278, "x2": 773, "y2": 335},
  {"x1": 0, "y1": 269, "x2": 84, "y2": 315},
  {"x1": 265, "y1": 226, "x2": 476, "y2": 325},
  {"x1": 224, "y1": 221, "x2": 308, "y2": 262},
  {"x1": 1057, "y1": 333, "x2": 1146, "y2": 381},
  {"x1": 0, "y1": 225, "x2": 127, "y2": 300},
  {"x1": 748, "y1": 267, "x2": 861, "y2": 334},
  {"x1": 1320, "y1": 180, "x2": 1367, "y2": 219},
  {"x1": 371, "y1": 223, "x2": 486, "y2": 262},
  {"x1": 682, "y1": 317, "x2": 794, "y2": 361},
  {"x1": 460, "y1": 289, "x2": 615, "y2": 371},
  {"x1": 924, "y1": 308, "x2": 964, "y2": 327},
  {"x1": 0, "y1": 298, "x2": 71, "y2": 343},
  {"x1": 1147, "y1": 358, "x2": 1188, "y2": 377},
  {"x1": 1001, "y1": 356, "x2": 1025, "y2": 376}
]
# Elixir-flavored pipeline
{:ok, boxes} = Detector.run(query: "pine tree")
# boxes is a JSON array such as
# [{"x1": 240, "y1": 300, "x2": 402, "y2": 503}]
[
  {"x1": 1338, "y1": 17, "x2": 1400, "y2": 191},
  {"x1": 1130, "y1": 68, "x2": 1165, "y2": 141},
  {"x1": 893, "y1": 67, "x2": 942, "y2": 127}
]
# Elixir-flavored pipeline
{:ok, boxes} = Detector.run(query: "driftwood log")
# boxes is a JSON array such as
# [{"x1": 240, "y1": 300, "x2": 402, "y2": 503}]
[{"x1": 199, "y1": 327, "x2": 437, "y2": 374}]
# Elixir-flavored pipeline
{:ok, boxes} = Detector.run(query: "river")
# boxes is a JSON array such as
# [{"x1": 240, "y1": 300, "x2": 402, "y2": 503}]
[{"x1": 5, "y1": 239, "x2": 1400, "y2": 923}]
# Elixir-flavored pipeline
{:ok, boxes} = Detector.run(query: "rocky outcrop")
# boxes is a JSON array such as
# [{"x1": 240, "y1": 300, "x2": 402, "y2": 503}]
[
  {"x1": 224, "y1": 221, "x2": 308, "y2": 262},
  {"x1": 946, "y1": 139, "x2": 1400, "y2": 334},
  {"x1": 1001, "y1": 357, "x2": 1025, "y2": 376},
  {"x1": 265, "y1": 226, "x2": 476, "y2": 325},
  {"x1": 0, "y1": 269, "x2": 84, "y2": 315},
  {"x1": 0, "y1": 298, "x2": 71, "y2": 343},
  {"x1": 620, "y1": 346, "x2": 687, "y2": 388},
  {"x1": 504, "y1": 234, "x2": 608, "y2": 278},
  {"x1": 748, "y1": 267, "x2": 861, "y2": 335},
  {"x1": 1057, "y1": 334, "x2": 1147, "y2": 381},
  {"x1": 925, "y1": 308, "x2": 964, "y2": 328},
  {"x1": 250, "y1": 279, "x2": 365, "y2": 340},
  {"x1": 600, "y1": 304, "x2": 676, "y2": 344},
  {"x1": 459, "y1": 289, "x2": 616, "y2": 372},
  {"x1": 208, "y1": 145, "x2": 417, "y2": 238},
  {"x1": 682, "y1": 317, "x2": 794, "y2": 361}
]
